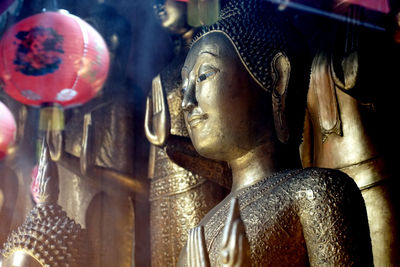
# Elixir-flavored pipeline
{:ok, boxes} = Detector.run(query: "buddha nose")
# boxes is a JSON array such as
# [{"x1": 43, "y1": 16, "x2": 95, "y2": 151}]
[{"x1": 182, "y1": 83, "x2": 197, "y2": 112}]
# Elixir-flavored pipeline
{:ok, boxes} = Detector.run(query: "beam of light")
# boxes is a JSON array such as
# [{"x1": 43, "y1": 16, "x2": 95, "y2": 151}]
[{"x1": 267, "y1": 0, "x2": 387, "y2": 31}]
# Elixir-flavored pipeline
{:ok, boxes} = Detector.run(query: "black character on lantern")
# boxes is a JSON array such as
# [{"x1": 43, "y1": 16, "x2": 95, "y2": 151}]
[{"x1": 13, "y1": 26, "x2": 64, "y2": 76}]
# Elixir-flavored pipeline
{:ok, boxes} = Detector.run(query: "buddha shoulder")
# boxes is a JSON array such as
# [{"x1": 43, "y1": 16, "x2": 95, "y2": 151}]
[
  {"x1": 232, "y1": 168, "x2": 362, "y2": 206},
  {"x1": 286, "y1": 167, "x2": 363, "y2": 209},
  {"x1": 274, "y1": 167, "x2": 369, "y2": 219},
  {"x1": 286, "y1": 168, "x2": 372, "y2": 266},
  {"x1": 241, "y1": 167, "x2": 371, "y2": 266},
  {"x1": 202, "y1": 168, "x2": 365, "y2": 230}
]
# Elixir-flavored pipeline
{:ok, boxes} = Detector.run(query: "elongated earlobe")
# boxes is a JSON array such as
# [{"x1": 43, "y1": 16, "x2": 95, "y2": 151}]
[{"x1": 271, "y1": 52, "x2": 290, "y2": 144}]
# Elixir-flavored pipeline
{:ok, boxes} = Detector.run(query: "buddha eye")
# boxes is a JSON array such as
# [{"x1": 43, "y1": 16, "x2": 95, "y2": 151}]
[
  {"x1": 181, "y1": 76, "x2": 189, "y2": 94},
  {"x1": 181, "y1": 86, "x2": 187, "y2": 95},
  {"x1": 197, "y1": 69, "x2": 217, "y2": 83}
]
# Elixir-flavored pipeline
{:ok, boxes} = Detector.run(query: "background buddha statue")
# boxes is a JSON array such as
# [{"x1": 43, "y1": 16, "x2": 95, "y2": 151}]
[
  {"x1": 0, "y1": 138, "x2": 87, "y2": 267},
  {"x1": 0, "y1": 92, "x2": 37, "y2": 250},
  {"x1": 300, "y1": 2, "x2": 400, "y2": 265},
  {"x1": 177, "y1": 0, "x2": 373, "y2": 265},
  {"x1": 144, "y1": 0, "x2": 230, "y2": 265},
  {"x1": 45, "y1": 4, "x2": 140, "y2": 266}
]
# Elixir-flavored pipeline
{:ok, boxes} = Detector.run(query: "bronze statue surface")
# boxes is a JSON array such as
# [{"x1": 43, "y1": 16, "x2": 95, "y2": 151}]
[
  {"x1": 1, "y1": 140, "x2": 87, "y2": 267},
  {"x1": 300, "y1": 4, "x2": 400, "y2": 265},
  {"x1": 181, "y1": 168, "x2": 372, "y2": 266},
  {"x1": 177, "y1": 0, "x2": 373, "y2": 265},
  {"x1": 145, "y1": 1, "x2": 229, "y2": 265}
]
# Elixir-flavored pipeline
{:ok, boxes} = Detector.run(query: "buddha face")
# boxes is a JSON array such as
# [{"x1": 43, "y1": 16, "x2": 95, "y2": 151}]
[
  {"x1": 182, "y1": 32, "x2": 270, "y2": 162},
  {"x1": 154, "y1": 0, "x2": 189, "y2": 34}
]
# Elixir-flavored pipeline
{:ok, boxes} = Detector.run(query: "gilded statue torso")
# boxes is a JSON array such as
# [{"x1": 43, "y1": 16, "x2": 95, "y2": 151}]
[
  {"x1": 64, "y1": 96, "x2": 135, "y2": 174},
  {"x1": 196, "y1": 168, "x2": 372, "y2": 266},
  {"x1": 302, "y1": 50, "x2": 399, "y2": 265},
  {"x1": 148, "y1": 48, "x2": 228, "y2": 266},
  {"x1": 302, "y1": 52, "x2": 386, "y2": 189}
]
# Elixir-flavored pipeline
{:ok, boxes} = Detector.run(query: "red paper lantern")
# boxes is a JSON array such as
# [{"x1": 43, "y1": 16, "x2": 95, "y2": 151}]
[
  {"x1": 0, "y1": 101, "x2": 16, "y2": 160},
  {"x1": 0, "y1": 10, "x2": 110, "y2": 108}
]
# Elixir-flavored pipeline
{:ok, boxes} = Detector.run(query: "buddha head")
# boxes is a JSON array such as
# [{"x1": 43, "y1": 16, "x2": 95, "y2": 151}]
[
  {"x1": 181, "y1": 0, "x2": 310, "y2": 162},
  {"x1": 85, "y1": 4, "x2": 132, "y2": 86},
  {"x1": 154, "y1": 0, "x2": 190, "y2": 35}
]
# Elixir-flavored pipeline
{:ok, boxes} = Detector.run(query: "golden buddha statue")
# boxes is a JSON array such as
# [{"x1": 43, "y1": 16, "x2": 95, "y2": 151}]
[
  {"x1": 0, "y1": 138, "x2": 87, "y2": 267},
  {"x1": 48, "y1": 5, "x2": 141, "y2": 266},
  {"x1": 177, "y1": 0, "x2": 373, "y2": 265},
  {"x1": 0, "y1": 93, "x2": 37, "y2": 248},
  {"x1": 300, "y1": 3, "x2": 400, "y2": 265},
  {"x1": 145, "y1": 0, "x2": 230, "y2": 265}
]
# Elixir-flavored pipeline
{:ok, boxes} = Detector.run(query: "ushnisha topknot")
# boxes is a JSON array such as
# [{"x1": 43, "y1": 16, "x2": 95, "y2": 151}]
[
  {"x1": 192, "y1": 0, "x2": 304, "y2": 93},
  {"x1": 1, "y1": 204, "x2": 87, "y2": 267}
]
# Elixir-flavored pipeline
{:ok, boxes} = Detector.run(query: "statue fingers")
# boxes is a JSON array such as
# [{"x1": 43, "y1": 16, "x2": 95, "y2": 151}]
[
  {"x1": 144, "y1": 96, "x2": 161, "y2": 145},
  {"x1": 147, "y1": 75, "x2": 170, "y2": 145},
  {"x1": 220, "y1": 220, "x2": 239, "y2": 266},
  {"x1": 80, "y1": 113, "x2": 92, "y2": 175},
  {"x1": 221, "y1": 198, "x2": 241, "y2": 248},
  {"x1": 36, "y1": 140, "x2": 49, "y2": 179},
  {"x1": 187, "y1": 227, "x2": 210, "y2": 267},
  {"x1": 233, "y1": 221, "x2": 251, "y2": 267},
  {"x1": 196, "y1": 226, "x2": 210, "y2": 267},
  {"x1": 235, "y1": 235, "x2": 244, "y2": 267},
  {"x1": 36, "y1": 145, "x2": 50, "y2": 193},
  {"x1": 48, "y1": 129, "x2": 63, "y2": 162},
  {"x1": 155, "y1": 81, "x2": 163, "y2": 114},
  {"x1": 145, "y1": 95, "x2": 153, "y2": 119},
  {"x1": 44, "y1": 118, "x2": 62, "y2": 162},
  {"x1": 38, "y1": 177, "x2": 50, "y2": 196},
  {"x1": 153, "y1": 88, "x2": 170, "y2": 142},
  {"x1": 192, "y1": 227, "x2": 203, "y2": 267},
  {"x1": 188, "y1": 228, "x2": 196, "y2": 266},
  {"x1": 220, "y1": 199, "x2": 250, "y2": 266},
  {"x1": 231, "y1": 220, "x2": 241, "y2": 264},
  {"x1": 152, "y1": 75, "x2": 164, "y2": 115}
]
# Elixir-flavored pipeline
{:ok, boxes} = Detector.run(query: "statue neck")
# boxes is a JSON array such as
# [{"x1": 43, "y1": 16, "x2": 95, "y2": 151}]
[
  {"x1": 229, "y1": 141, "x2": 301, "y2": 192},
  {"x1": 181, "y1": 29, "x2": 194, "y2": 47},
  {"x1": 229, "y1": 142, "x2": 280, "y2": 192},
  {"x1": 172, "y1": 29, "x2": 194, "y2": 55}
]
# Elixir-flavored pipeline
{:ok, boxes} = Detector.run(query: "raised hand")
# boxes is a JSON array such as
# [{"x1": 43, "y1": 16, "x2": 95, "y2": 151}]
[
  {"x1": 31, "y1": 137, "x2": 59, "y2": 204},
  {"x1": 186, "y1": 226, "x2": 211, "y2": 267},
  {"x1": 144, "y1": 74, "x2": 170, "y2": 146},
  {"x1": 80, "y1": 112, "x2": 92, "y2": 175},
  {"x1": 45, "y1": 121, "x2": 63, "y2": 162},
  {"x1": 220, "y1": 198, "x2": 251, "y2": 267}
]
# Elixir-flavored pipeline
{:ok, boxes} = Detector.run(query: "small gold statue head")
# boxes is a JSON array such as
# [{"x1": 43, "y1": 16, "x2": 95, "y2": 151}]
[
  {"x1": 181, "y1": 0, "x2": 310, "y2": 163},
  {"x1": 154, "y1": 0, "x2": 190, "y2": 35}
]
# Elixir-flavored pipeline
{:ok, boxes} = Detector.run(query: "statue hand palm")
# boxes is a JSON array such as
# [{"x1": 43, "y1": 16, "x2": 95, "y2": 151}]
[
  {"x1": 184, "y1": 199, "x2": 251, "y2": 267},
  {"x1": 186, "y1": 226, "x2": 211, "y2": 267},
  {"x1": 32, "y1": 140, "x2": 58, "y2": 204},
  {"x1": 144, "y1": 75, "x2": 170, "y2": 146},
  {"x1": 220, "y1": 198, "x2": 251, "y2": 267}
]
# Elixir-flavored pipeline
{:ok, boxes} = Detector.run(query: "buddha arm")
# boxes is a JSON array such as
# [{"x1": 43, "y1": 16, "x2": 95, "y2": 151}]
[
  {"x1": 165, "y1": 134, "x2": 232, "y2": 189},
  {"x1": 297, "y1": 169, "x2": 373, "y2": 266},
  {"x1": 56, "y1": 150, "x2": 148, "y2": 199},
  {"x1": 299, "y1": 109, "x2": 313, "y2": 168}
]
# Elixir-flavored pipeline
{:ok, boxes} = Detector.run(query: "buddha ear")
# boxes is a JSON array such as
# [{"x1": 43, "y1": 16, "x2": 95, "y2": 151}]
[{"x1": 271, "y1": 52, "x2": 290, "y2": 144}]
